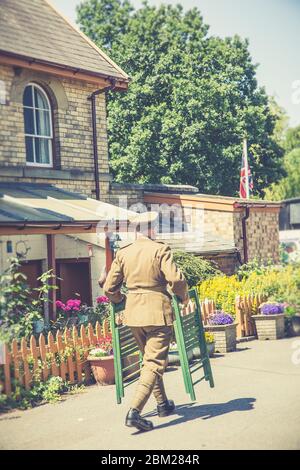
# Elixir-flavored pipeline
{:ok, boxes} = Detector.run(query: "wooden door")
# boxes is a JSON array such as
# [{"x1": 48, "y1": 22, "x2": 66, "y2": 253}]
[
  {"x1": 19, "y1": 260, "x2": 43, "y2": 300},
  {"x1": 56, "y1": 258, "x2": 92, "y2": 305}
]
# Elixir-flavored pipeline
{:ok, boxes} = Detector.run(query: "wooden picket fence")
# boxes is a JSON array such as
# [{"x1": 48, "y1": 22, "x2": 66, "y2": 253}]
[
  {"x1": 200, "y1": 293, "x2": 268, "y2": 338},
  {"x1": 0, "y1": 319, "x2": 110, "y2": 397},
  {"x1": 0, "y1": 293, "x2": 268, "y2": 397}
]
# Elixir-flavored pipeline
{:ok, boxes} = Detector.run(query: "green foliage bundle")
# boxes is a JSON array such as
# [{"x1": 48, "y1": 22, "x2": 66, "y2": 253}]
[{"x1": 173, "y1": 250, "x2": 221, "y2": 287}]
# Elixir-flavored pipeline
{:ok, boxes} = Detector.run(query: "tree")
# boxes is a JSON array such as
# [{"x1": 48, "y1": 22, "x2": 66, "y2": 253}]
[
  {"x1": 264, "y1": 147, "x2": 300, "y2": 200},
  {"x1": 77, "y1": 0, "x2": 284, "y2": 196},
  {"x1": 284, "y1": 125, "x2": 300, "y2": 153}
]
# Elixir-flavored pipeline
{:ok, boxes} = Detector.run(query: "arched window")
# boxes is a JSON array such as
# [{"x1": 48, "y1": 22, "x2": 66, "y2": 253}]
[{"x1": 23, "y1": 83, "x2": 53, "y2": 166}]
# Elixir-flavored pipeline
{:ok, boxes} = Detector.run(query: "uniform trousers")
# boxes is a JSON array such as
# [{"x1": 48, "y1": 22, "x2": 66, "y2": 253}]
[{"x1": 129, "y1": 325, "x2": 173, "y2": 412}]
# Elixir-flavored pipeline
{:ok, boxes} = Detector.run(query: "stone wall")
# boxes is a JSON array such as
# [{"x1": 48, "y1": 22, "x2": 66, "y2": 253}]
[{"x1": 0, "y1": 65, "x2": 111, "y2": 200}]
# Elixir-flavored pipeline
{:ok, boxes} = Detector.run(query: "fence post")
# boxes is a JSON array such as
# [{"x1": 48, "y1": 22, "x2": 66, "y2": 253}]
[
  {"x1": 3, "y1": 344, "x2": 11, "y2": 396},
  {"x1": 72, "y1": 326, "x2": 83, "y2": 383},
  {"x1": 235, "y1": 296, "x2": 243, "y2": 338},
  {"x1": 64, "y1": 328, "x2": 75, "y2": 383},
  {"x1": 95, "y1": 321, "x2": 102, "y2": 342},
  {"x1": 21, "y1": 338, "x2": 31, "y2": 390},
  {"x1": 48, "y1": 332, "x2": 59, "y2": 377},
  {"x1": 80, "y1": 325, "x2": 92, "y2": 383},
  {"x1": 30, "y1": 335, "x2": 40, "y2": 382},
  {"x1": 11, "y1": 339, "x2": 23, "y2": 387},
  {"x1": 56, "y1": 330, "x2": 67, "y2": 381},
  {"x1": 39, "y1": 333, "x2": 49, "y2": 381}
]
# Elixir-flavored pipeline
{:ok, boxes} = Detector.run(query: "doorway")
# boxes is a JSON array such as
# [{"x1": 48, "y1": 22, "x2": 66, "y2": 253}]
[{"x1": 56, "y1": 258, "x2": 92, "y2": 305}]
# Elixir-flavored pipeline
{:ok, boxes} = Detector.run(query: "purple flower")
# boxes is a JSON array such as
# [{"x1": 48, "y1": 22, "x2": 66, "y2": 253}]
[
  {"x1": 260, "y1": 303, "x2": 284, "y2": 315},
  {"x1": 208, "y1": 311, "x2": 234, "y2": 325}
]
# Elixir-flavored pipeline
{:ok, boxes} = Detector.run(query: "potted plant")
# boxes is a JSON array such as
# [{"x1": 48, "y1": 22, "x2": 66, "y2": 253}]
[
  {"x1": 193, "y1": 332, "x2": 215, "y2": 358},
  {"x1": 285, "y1": 303, "x2": 300, "y2": 337},
  {"x1": 205, "y1": 311, "x2": 237, "y2": 353},
  {"x1": 87, "y1": 335, "x2": 115, "y2": 385},
  {"x1": 252, "y1": 302, "x2": 285, "y2": 340},
  {"x1": 168, "y1": 341, "x2": 193, "y2": 366}
]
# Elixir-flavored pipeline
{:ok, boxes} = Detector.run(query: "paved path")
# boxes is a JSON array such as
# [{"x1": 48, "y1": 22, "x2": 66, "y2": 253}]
[{"x1": 1, "y1": 337, "x2": 300, "y2": 450}]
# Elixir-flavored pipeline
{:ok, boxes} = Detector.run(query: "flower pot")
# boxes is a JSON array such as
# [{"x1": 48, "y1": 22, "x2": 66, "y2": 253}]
[
  {"x1": 33, "y1": 319, "x2": 45, "y2": 334},
  {"x1": 252, "y1": 314, "x2": 285, "y2": 340},
  {"x1": 168, "y1": 348, "x2": 193, "y2": 365},
  {"x1": 285, "y1": 314, "x2": 300, "y2": 337},
  {"x1": 88, "y1": 355, "x2": 115, "y2": 385},
  {"x1": 193, "y1": 342, "x2": 215, "y2": 359},
  {"x1": 204, "y1": 323, "x2": 237, "y2": 353}
]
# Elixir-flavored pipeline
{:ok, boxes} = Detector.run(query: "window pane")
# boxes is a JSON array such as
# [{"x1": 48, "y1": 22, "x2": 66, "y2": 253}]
[
  {"x1": 34, "y1": 87, "x2": 49, "y2": 109},
  {"x1": 35, "y1": 137, "x2": 50, "y2": 164},
  {"x1": 23, "y1": 107, "x2": 35, "y2": 134},
  {"x1": 25, "y1": 136, "x2": 34, "y2": 162},
  {"x1": 23, "y1": 85, "x2": 33, "y2": 107},
  {"x1": 35, "y1": 109, "x2": 50, "y2": 136}
]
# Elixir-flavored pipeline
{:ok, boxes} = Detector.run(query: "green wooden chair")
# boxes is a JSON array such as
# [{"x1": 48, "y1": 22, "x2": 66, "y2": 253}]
[
  {"x1": 172, "y1": 287, "x2": 214, "y2": 401},
  {"x1": 110, "y1": 287, "x2": 214, "y2": 404},
  {"x1": 110, "y1": 299, "x2": 142, "y2": 404}
]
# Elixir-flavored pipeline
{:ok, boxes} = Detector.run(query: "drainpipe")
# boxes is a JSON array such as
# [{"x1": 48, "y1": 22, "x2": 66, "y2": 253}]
[
  {"x1": 241, "y1": 206, "x2": 250, "y2": 263},
  {"x1": 88, "y1": 79, "x2": 116, "y2": 200}
]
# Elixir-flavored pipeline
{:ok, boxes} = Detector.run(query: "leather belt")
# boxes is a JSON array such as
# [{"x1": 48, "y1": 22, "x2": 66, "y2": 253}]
[{"x1": 127, "y1": 286, "x2": 167, "y2": 294}]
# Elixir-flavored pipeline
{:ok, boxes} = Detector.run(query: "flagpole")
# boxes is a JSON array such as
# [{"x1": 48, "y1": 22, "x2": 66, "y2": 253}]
[{"x1": 243, "y1": 138, "x2": 250, "y2": 199}]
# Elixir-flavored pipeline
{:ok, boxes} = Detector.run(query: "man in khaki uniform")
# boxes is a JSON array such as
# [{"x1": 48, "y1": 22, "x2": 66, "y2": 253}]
[{"x1": 103, "y1": 211, "x2": 188, "y2": 432}]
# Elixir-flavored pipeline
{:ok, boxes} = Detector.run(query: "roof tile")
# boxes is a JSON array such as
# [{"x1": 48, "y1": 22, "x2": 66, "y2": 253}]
[{"x1": 0, "y1": 0, "x2": 128, "y2": 81}]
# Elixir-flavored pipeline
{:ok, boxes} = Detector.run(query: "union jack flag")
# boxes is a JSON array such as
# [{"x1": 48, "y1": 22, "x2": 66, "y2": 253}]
[{"x1": 239, "y1": 143, "x2": 253, "y2": 199}]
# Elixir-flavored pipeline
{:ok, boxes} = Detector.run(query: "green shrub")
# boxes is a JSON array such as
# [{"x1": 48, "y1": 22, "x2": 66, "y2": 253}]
[
  {"x1": 0, "y1": 376, "x2": 85, "y2": 412},
  {"x1": 173, "y1": 251, "x2": 222, "y2": 287},
  {"x1": 198, "y1": 263, "x2": 300, "y2": 316},
  {"x1": 0, "y1": 257, "x2": 57, "y2": 342}
]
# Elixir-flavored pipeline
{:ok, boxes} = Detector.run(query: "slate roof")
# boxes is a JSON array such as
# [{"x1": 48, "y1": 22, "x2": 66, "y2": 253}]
[
  {"x1": 0, "y1": 183, "x2": 135, "y2": 225},
  {"x1": 0, "y1": 0, "x2": 129, "y2": 82}
]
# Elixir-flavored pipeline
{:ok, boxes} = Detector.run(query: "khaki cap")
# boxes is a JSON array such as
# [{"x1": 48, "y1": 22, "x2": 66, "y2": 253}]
[{"x1": 131, "y1": 211, "x2": 158, "y2": 225}]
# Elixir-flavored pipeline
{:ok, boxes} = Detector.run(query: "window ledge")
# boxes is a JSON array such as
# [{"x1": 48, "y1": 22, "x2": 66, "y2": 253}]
[{"x1": 0, "y1": 165, "x2": 112, "y2": 182}]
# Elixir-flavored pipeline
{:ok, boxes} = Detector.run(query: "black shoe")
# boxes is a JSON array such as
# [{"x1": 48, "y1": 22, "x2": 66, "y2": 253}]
[
  {"x1": 157, "y1": 399, "x2": 175, "y2": 417},
  {"x1": 125, "y1": 408, "x2": 154, "y2": 432}
]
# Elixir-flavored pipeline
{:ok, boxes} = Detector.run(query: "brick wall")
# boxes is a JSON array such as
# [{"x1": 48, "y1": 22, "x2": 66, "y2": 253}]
[
  {"x1": 233, "y1": 209, "x2": 280, "y2": 263},
  {"x1": 0, "y1": 65, "x2": 111, "y2": 200},
  {"x1": 202, "y1": 209, "x2": 234, "y2": 242}
]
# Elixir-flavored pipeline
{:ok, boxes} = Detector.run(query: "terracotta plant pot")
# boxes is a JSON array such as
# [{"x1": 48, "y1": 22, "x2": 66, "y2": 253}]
[
  {"x1": 88, "y1": 355, "x2": 115, "y2": 385},
  {"x1": 285, "y1": 314, "x2": 300, "y2": 337}
]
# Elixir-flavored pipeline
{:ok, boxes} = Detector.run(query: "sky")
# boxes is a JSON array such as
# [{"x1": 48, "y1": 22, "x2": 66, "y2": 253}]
[{"x1": 51, "y1": 0, "x2": 300, "y2": 127}]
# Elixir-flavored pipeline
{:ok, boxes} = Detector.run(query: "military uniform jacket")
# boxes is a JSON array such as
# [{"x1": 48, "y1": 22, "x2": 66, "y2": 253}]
[{"x1": 103, "y1": 237, "x2": 189, "y2": 327}]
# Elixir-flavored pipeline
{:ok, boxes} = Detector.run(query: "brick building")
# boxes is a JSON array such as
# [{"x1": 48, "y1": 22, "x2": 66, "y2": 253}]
[
  {"x1": 0, "y1": 0, "x2": 131, "y2": 316},
  {"x1": 0, "y1": 0, "x2": 128, "y2": 199}
]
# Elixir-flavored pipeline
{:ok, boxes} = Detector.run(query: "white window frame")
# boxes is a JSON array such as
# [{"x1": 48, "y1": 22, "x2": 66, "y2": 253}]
[{"x1": 23, "y1": 82, "x2": 53, "y2": 168}]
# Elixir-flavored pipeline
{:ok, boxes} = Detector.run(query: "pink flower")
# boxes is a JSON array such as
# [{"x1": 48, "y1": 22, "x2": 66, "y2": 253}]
[
  {"x1": 56, "y1": 298, "x2": 81, "y2": 312},
  {"x1": 56, "y1": 300, "x2": 65, "y2": 309},
  {"x1": 96, "y1": 295, "x2": 110, "y2": 304}
]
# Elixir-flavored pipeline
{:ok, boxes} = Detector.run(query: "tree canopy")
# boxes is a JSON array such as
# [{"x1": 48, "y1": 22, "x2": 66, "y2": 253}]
[
  {"x1": 77, "y1": 0, "x2": 285, "y2": 196},
  {"x1": 264, "y1": 124, "x2": 300, "y2": 200}
]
